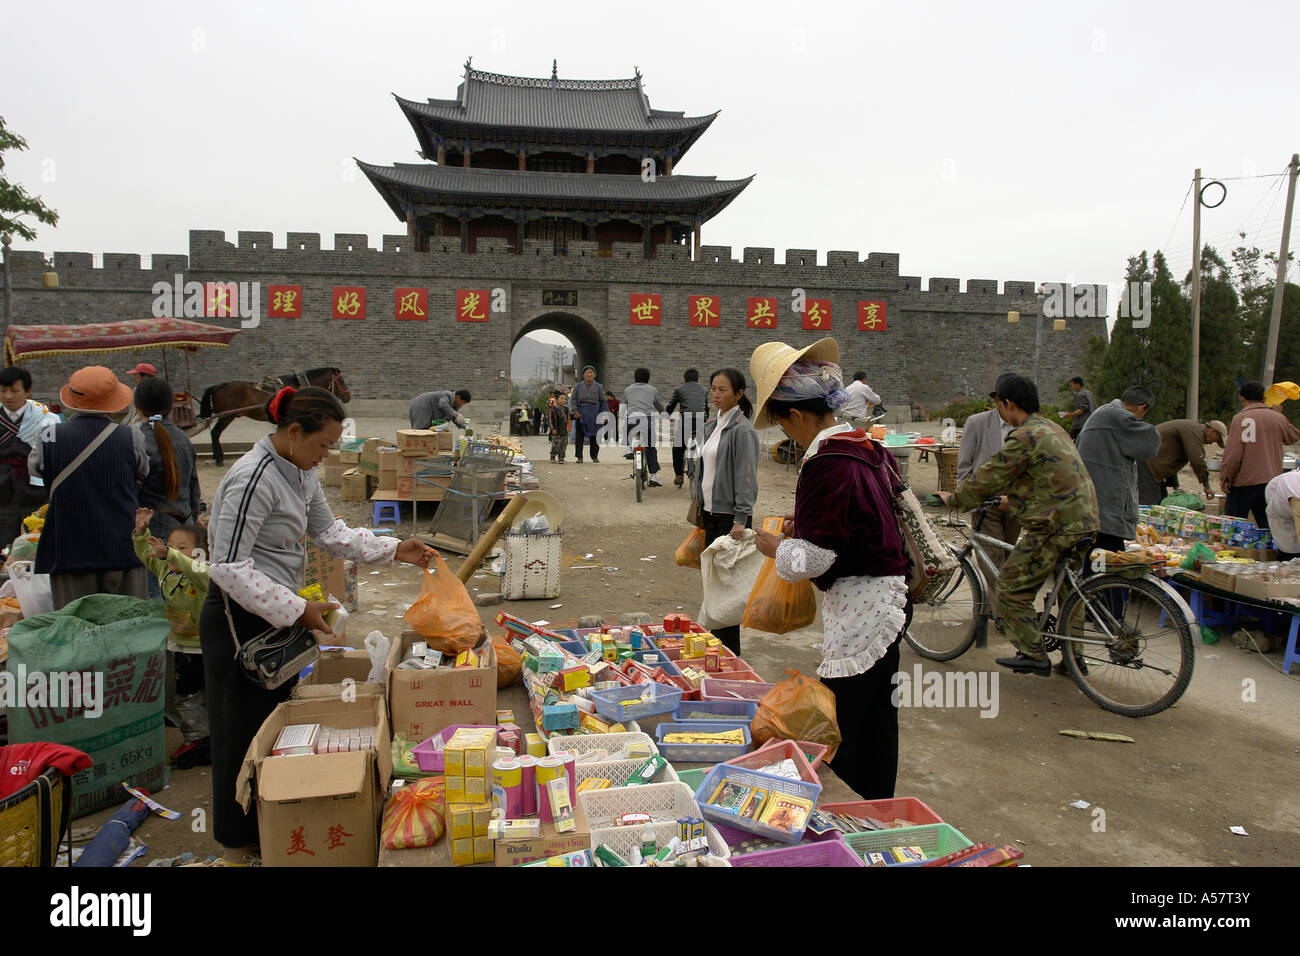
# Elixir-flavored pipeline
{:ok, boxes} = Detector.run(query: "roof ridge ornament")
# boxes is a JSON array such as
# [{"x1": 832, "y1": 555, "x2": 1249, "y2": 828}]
[
  {"x1": 460, "y1": 56, "x2": 472, "y2": 109},
  {"x1": 552, "y1": 59, "x2": 558, "y2": 89}
]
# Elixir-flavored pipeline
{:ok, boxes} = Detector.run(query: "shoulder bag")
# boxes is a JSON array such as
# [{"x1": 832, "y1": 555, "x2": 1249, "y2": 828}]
[
  {"x1": 223, "y1": 591, "x2": 319, "y2": 690},
  {"x1": 876, "y1": 451, "x2": 958, "y2": 602}
]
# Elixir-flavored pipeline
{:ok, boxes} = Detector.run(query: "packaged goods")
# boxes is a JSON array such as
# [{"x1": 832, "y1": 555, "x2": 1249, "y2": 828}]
[{"x1": 381, "y1": 778, "x2": 446, "y2": 850}]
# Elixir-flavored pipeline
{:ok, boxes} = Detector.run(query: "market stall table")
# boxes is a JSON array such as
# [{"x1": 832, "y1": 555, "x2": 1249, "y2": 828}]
[{"x1": 1170, "y1": 571, "x2": 1300, "y2": 675}]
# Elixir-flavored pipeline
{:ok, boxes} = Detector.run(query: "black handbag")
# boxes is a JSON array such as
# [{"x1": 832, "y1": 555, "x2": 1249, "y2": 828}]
[{"x1": 223, "y1": 592, "x2": 320, "y2": 690}]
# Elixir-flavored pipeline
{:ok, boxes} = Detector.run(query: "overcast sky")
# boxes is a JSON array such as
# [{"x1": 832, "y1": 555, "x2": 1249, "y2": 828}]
[{"x1": 5, "y1": 0, "x2": 1296, "y2": 320}]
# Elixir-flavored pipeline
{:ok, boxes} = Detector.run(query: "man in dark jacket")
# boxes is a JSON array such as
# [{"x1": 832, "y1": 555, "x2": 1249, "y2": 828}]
[
  {"x1": 1076, "y1": 386, "x2": 1161, "y2": 553},
  {"x1": 31, "y1": 367, "x2": 150, "y2": 608},
  {"x1": 1063, "y1": 376, "x2": 1097, "y2": 441},
  {"x1": 666, "y1": 369, "x2": 710, "y2": 488},
  {"x1": 1137, "y1": 418, "x2": 1226, "y2": 506}
]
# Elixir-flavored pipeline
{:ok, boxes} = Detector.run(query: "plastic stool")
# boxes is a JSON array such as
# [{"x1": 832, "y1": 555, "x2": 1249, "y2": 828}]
[{"x1": 372, "y1": 501, "x2": 401, "y2": 525}]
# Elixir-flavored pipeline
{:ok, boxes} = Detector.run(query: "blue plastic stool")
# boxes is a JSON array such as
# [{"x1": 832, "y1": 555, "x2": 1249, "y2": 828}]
[{"x1": 372, "y1": 501, "x2": 401, "y2": 525}]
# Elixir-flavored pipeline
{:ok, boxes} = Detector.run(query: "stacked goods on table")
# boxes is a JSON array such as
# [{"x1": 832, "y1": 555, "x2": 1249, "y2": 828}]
[
  {"x1": 1134, "y1": 505, "x2": 1280, "y2": 572},
  {"x1": 1190, "y1": 559, "x2": 1300, "y2": 604}
]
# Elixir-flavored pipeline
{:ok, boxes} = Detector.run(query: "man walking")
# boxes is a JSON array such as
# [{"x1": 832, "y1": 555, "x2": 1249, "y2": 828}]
[
  {"x1": 1076, "y1": 386, "x2": 1161, "y2": 556},
  {"x1": 956, "y1": 373, "x2": 1021, "y2": 569},
  {"x1": 409, "y1": 389, "x2": 471, "y2": 431},
  {"x1": 1220, "y1": 381, "x2": 1300, "y2": 527},
  {"x1": 666, "y1": 369, "x2": 709, "y2": 488},
  {"x1": 1138, "y1": 418, "x2": 1226, "y2": 506},
  {"x1": 1063, "y1": 376, "x2": 1097, "y2": 441}
]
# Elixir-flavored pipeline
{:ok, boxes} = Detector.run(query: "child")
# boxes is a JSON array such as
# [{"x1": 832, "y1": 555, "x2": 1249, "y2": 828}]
[
  {"x1": 549, "y1": 389, "x2": 570, "y2": 463},
  {"x1": 133, "y1": 507, "x2": 210, "y2": 769}
]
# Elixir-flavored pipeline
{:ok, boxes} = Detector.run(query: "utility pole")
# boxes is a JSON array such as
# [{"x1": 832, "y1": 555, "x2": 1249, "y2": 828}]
[
  {"x1": 1188, "y1": 169, "x2": 1203, "y2": 421},
  {"x1": 1263, "y1": 153, "x2": 1299, "y2": 388}
]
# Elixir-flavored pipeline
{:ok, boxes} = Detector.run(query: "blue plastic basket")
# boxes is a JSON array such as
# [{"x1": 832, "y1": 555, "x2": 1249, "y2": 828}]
[
  {"x1": 634, "y1": 648, "x2": 682, "y2": 677},
  {"x1": 589, "y1": 682, "x2": 683, "y2": 722},
  {"x1": 557, "y1": 640, "x2": 589, "y2": 657},
  {"x1": 673, "y1": 699, "x2": 758, "y2": 723},
  {"x1": 654, "y1": 721, "x2": 752, "y2": 762},
  {"x1": 693, "y1": 763, "x2": 822, "y2": 845}
]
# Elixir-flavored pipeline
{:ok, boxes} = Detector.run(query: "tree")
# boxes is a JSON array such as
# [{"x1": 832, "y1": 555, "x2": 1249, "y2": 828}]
[
  {"x1": 1091, "y1": 252, "x2": 1156, "y2": 408},
  {"x1": 1188, "y1": 246, "x2": 1246, "y2": 423},
  {"x1": 0, "y1": 115, "x2": 59, "y2": 241}
]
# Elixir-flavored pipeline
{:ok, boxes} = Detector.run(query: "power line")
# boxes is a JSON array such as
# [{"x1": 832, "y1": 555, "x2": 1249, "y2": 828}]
[{"x1": 1162, "y1": 179, "x2": 1194, "y2": 252}]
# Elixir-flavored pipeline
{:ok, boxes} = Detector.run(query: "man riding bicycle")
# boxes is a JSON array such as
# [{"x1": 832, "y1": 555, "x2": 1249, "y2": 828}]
[{"x1": 938, "y1": 374, "x2": 1100, "y2": 676}]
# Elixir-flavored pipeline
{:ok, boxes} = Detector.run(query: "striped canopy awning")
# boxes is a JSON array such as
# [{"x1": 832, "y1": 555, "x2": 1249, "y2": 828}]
[{"x1": 5, "y1": 318, "x2": 240, "y2": 365}]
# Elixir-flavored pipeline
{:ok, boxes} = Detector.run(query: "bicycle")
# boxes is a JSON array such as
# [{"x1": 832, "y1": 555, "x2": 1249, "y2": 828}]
[
  {"x1": 904, "y1": 498, "x2": 1196, "y2": 717},
  {"x1": 628, "y1": 443, "x2": 649, "y2": 502}
]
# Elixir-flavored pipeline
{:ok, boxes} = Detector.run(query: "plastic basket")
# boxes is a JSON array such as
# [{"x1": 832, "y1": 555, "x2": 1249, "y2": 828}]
[
  {"x1": 575, "y1": 757, "x2": 680, "y2": 790},
  {"x1": 673, "y1": 699, "x2": 758, "y2": 723},
  {"x1": 675, "y1": 768, "x2": 708, "y2": 790},
  {"x1": 699, "y1": 678, "x2": 774, "y2": 702},
  {"x1": 557, "y1": 640, "x2": 589, "y2": 656},
  {"x1": 731, "y1": 839, "x2": 865, "y2": 867},
  {"x1": 713, "y1": 821, "x2": 843, "y2": 852},
  {"x1": 579, "y1": 782, "x2": 701, "y2": 829},
  {"x1": 842, "y1": 823, "x2": 972, "y2": 866},
  {"x1": 796, "y1": 740, "x2": 830, "y2": 770},
  {"x1": 655, "y1": 722, "x2": 752, "y2": 762},
  {"x1": 818, "y1": 797, "x2": 943, "y2": 827},
  {"x1": 590, "y1": 683, "x2": 683, "y2": 722},
  {"x1": 547, "y1": 731, "x2": 656, "y2": 759},
  {"x1": 723, "y1": 739, "x2": 819, "y2": 785},
  {"x1": 693, "y1": 763, "x2": 822, "y2": 845},
  {"x1": 590, "y1": 818, "x2": 731, "y2": 864},
  {"x1": 410, "y1": 723, "x2": 502, "y2": 773}
]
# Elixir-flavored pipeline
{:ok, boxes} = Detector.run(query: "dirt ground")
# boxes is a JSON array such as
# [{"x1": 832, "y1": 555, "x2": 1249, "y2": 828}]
[{"x1": 75, "y1": 424, "x2": 1299, "y2": 866}]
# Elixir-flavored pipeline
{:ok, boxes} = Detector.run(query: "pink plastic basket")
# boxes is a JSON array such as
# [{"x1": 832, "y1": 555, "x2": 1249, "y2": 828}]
[
  {"x1": 723, "y1": 739, "x2": 819, "y2": 785},
  {"x1": 795, "y1": 740, "x2": 830, "y2": 770},
  {"x1": 410, "y1": 723, "x2": 501, "y2": 773},
  {"x1": 730, "y1": 839, "x2": 865, "y2": 867},
  {"x1": 699, "y1": 678, "x2": 774, "y2": 702},
  {"x1": 817, "y1": 797, "x2": 944, "y2": 827}
]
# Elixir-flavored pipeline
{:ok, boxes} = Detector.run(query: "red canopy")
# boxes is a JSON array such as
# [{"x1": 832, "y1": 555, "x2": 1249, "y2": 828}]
[{"x1": 5, "y1": 318, "x2": 240, "y2": 365}]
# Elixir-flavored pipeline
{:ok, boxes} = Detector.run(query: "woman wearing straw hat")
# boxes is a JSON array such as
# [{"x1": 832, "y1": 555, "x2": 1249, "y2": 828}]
[
  {"x1": 30, "y1": 366, "x2": 152, "y2": 608},
  {"x1": 750, "y1": 338, "x2": 910, "y2": 800},
  {"x1": 691, "y1": 367, "x2": 759, "y2": 655}
]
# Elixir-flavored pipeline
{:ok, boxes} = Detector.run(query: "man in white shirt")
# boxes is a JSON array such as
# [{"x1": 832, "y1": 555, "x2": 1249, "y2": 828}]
[
  {"x1": 840, "y1": 372, "x2": 883, "y2": 425},
  {"x1": 1265, "y1": 469, "x2": 1300, "y2": 560}
]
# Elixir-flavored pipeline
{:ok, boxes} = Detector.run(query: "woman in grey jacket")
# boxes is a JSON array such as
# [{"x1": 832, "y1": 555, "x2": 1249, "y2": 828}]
[
  {"x1": 199, "y1": 386, "x2": 433, "y2": 864},
  {"x1": 691, "y1": 368, "x2": 759, "y2": 654}
]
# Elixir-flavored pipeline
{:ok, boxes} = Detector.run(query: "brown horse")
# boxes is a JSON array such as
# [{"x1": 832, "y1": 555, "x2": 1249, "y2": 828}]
[{"x1": 198, "y1": 367, "x2": 351, "y2": 465}]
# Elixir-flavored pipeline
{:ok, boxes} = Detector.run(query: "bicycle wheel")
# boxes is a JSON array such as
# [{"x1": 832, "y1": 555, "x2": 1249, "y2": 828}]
[
  {"x1": 634, "y1": 456, "x2": 643, "y2": 503},
  {"x1": 1057, "y1": 574, "x2": 1195, "y2": 717},
  {"x1": 903, "y1": 553, "x2": 983, "y2": 661}
]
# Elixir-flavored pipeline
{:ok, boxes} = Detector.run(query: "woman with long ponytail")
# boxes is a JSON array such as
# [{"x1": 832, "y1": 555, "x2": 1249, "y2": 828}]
[{"x1": 134, "y1": 378, "x2": 202, "y2": 598}]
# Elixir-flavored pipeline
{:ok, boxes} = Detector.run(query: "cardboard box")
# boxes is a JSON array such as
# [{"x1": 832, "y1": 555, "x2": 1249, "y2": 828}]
[
  {"x1": 386, "y1": 631, "x2": 497, "y2": 742},
  {"x1": 341, "y1": 468, "x2": 369, "y2": 501},
  {"x1": 397, "y1": 456, "x2": 417, "y2": 478},
  {"x1": 1197, "y1": 565, "x2": 1237, "y2": 592},
  {"x1": 323, "y1": 464, "x2": 347, "y2": 486},
  {"x1": 436, "y1": 430, "x2": 455, "y2": 452},
  {"x1": 396, "y1": 475, "x2": 444, "y2": 500},
  {"x1": 292, "y1": 679, "x2": 387, "y2": 703},
  {"x1": 1234, "y1": 575, "x2": 1300, "y2": 602},
  {"x1": 396, "y1": 428, "x2": 437, "y2": 456},
  {"x1": 303, "y1": 541, "x2": 359, "y2": 612},
  {"x1": 237, "y1": 694, "x2": 391, "y2": 867},
  {"x1": 494, "y1": 800, "x2": 591, "y2": 867},
  {"x1": 298, "y1": 647, "x2": 377, "y2": 688}
]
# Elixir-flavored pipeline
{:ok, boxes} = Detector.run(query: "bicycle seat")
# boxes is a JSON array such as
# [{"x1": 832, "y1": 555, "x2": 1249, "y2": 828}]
[{"x1": 1064, "y1": 536, "x2": 1098, "y2": 567}]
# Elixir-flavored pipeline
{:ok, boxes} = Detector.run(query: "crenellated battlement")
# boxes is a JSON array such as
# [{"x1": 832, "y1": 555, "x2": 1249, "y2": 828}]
[{"x1": 11, "y1": 231, "x2": 1089, "y2": 302}]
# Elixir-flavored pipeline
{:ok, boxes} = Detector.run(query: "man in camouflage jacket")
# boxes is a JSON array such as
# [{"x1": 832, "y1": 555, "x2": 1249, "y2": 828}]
[{"x1": 941, "y1": 375, "x2": 1100, "y2": 675}]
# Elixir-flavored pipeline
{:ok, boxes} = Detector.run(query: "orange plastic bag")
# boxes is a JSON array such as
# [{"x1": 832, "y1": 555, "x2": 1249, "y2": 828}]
[
  {"x1": 402, "y1": 551, "x2": 483, "y2": 654},
  {"x1": 381, "y1": 777, "x2": 446, "y2": 850},
  {"x1": 742, "y1": 517, "x2": 818, "y2": 634},
  {"x1": 752, "y1": 669, "x2": 841, "y2": 763},
  {"x1": 494, "y1": 638, "x2": 522, "y2": 688},
  {"x1": 675, "y1": 527, "x2": 706, "y2": 569}
]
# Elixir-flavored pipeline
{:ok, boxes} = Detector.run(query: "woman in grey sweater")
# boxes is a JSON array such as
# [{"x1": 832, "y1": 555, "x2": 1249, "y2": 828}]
[{"x1": 691, "y1": 368, "x2": 759, "y2": 654}]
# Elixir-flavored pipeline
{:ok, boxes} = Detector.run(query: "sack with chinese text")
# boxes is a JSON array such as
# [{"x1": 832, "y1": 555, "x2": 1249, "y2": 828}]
[
  {"x1": 403, "y1": 552, "x2": 482, "y2": 654},
  {"x1": 6, "y1": 594, "x2": 170, "y2": 818}
]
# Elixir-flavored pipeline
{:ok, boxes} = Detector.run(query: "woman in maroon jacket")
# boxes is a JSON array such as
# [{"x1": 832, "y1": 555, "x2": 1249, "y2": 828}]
[{"x1": 751, "y1": 340, "x2": 910, "y2": 800}]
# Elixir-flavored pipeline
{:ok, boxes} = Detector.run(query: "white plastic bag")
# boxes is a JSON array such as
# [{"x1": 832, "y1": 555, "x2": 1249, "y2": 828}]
[
  {"x1": 8, "y1": 560, "x2": 53, "y2": 619},
  {"x1": 697, "y1": 530, "x2": 764, "y2": 630},
  {"x1": 325, "y1": 594, "x2": 349, "y2": 641},
  {"x1": 364, "y1": 629, "x2": 391, "y2": 684}
]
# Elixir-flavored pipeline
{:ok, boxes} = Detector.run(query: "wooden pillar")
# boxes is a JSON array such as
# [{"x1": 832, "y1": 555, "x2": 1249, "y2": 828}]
[
  {"x1": 518, "y1": 149, "x2": 527, "y2": 171},
  {"x1": 665, "y1": 154, "x2": 673, "y2": 175},
  {"x1": 642, "y1": 221, "x2": 651, "y2": 259},
  {"x1": 586, "y1": 153, "x2": 595, "y2": 174},
  {"x1": 586, "y1": 220, "x2": 596, "y2": 241},
  {"x1": 463, "y1": 146, "x2": 471, "y2": 168},
  {"x1": 516, "y1": 215, "x2": 524, "y2": 255},
  {"x1": 664, "y1": 222, "x2": 671, "y2": 245},
  {"x1": 460, "y1": 213, "x2": 469, "y2": 254},
  {"x1": 693, "y1": 225, "x2": 701, "y2": 261},
  {"x1": 436, "y1": 144, "x2": 445, "y2": 165}
]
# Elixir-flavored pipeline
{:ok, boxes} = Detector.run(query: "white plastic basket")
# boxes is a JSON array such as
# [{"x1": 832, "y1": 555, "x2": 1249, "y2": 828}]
[
  {"x1": 547, "y1": 731, "x2": 655, "y2": 759},
  {"x1": 579, "y1": 782, "x2": 701, "y2": 829},
  {"x1": 503, "y1": 531, "x2": 562, "y2": 599},
  {"x1": 590, "y1": 818, "x2": 731, "y2": 864},
  {"x1": 575, "y1": 757, "x2": 679, "y2": 789}
]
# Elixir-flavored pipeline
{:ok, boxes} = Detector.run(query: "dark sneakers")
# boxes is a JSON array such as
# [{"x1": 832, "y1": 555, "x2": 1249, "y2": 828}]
[
  {"x1": 170, "y1": 738, "x2": 211, "y2": 770},
  {"x1": 995, "y1": 653, "x2": 1052, "y2": 676}
]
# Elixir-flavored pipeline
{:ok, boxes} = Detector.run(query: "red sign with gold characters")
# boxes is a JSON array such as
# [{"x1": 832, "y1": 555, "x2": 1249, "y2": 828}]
[
  {"x1": 802, "y1": 299, "x2": 832, "y2": 331},
  {"x1": 689, "y1": 295, "x2": 720, "y2": 327},
  {"x1": 267, "y1": 285, "x2": 302, "y2": 319},
  {"x1": 332, "y1": 287, "x2": 366, "y2": 320},
  {"x1": 204, "y1": 282, "x2": 238, "y2": 318},
  {"x1": 747, "y1": 296, "x2": 778, "y2": 329},
  {"x1": 858, "y1": 300, "x2": 887, "y2": 331},
  {"x1": 456, "y1": 289, "x2": 489, "y2": 323},
  {"x1": 395, "y1": 288, "x2": 428, "y2": 321},
  {"x1": 629, "y1": 293, "x2": 662, "y2": 326}
]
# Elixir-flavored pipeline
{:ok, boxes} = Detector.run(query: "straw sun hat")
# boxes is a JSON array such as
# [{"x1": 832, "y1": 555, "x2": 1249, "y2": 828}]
[{"x1": 748, "y1": 336, "x2": 840, "y2": 428}]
